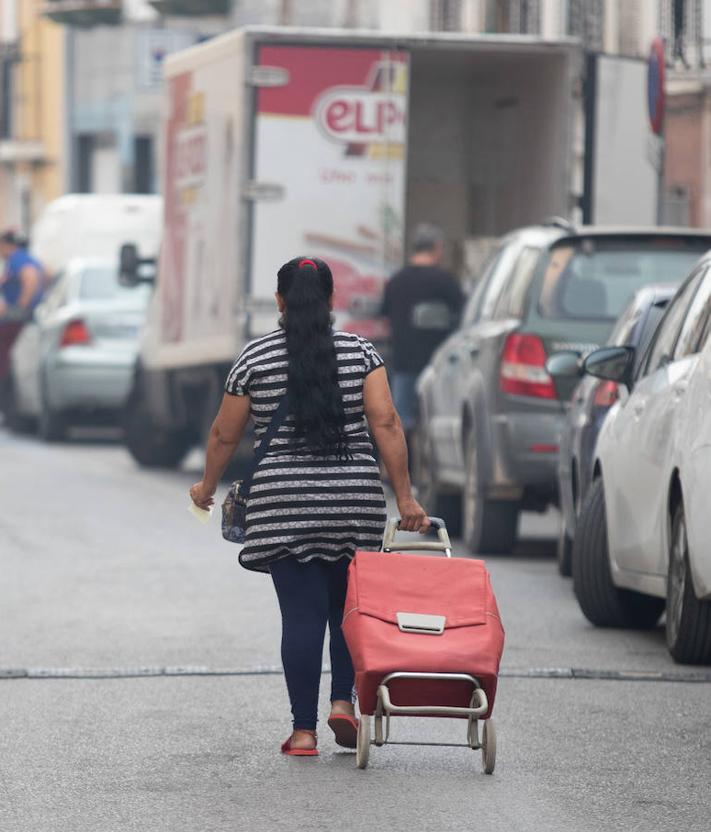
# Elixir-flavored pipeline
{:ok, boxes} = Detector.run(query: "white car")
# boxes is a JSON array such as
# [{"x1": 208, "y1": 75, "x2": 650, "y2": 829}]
[
  {"x1": 572, "y1": 254, "x2": 711, "y2": 664},
  {"x1": 7, "y1": 258, "x2": 151, "y2": 440}
]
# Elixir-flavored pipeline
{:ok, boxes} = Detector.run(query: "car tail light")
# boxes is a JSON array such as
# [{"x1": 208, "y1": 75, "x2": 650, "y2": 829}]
[
  {"x1": 593, "y1": 380, "x2": 619, "y2": 408},
  {"x1": 60, "y1": 319, "x2": 92, "y2": 347},
  {"x1": 500, "y1": 333, "x2": 556, "y2": 399}
]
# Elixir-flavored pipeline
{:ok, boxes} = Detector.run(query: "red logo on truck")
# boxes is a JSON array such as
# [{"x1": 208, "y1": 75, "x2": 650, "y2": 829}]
[
  {"x1": 318, "y1": 92, "x2": 405, "y2": 142},
  {"x1": 313, "y1": 61, "x2": 407, "y2": 153}
]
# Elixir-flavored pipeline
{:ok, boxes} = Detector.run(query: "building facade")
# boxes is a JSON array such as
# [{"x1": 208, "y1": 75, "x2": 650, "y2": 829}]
[
  {"x1": 68, "y1": 24, "x2": 198, "y2": 194},
  {"x1": 0, "y1": 0, "x2": 65, "y2": 232},
  {"x1": 230, "y1": 0, "x2": 663, "y2": 53},
  {"x1": 2, "y1": 0, "x2": 708, "y2": 230},
  {"x1": 665, "y1": 75, "x2": 711, "y2": 228}
]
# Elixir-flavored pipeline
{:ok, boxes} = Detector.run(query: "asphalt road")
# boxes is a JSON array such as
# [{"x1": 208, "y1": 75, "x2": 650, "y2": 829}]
[{"x1": 2, "y1": 427, "x2": 710, "y2": 832}]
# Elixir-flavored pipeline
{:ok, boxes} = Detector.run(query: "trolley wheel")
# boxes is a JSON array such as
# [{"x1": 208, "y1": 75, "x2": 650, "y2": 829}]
[
  {"x1": 481, "y1": 719, "x2": 496, "y2": 775},
  {"x1": 356, "y1": 717, "x2": 371, "y2": 769},
  {"x1": 467, "y1": 717, "x2": 479, "y2": 749},
  {"x1": 374, "y1": 714, "x2": 384, "y2": 746}
]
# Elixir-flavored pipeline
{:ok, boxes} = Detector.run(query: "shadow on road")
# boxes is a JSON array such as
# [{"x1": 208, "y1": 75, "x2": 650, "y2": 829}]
[
  {"x1": 66, "y1": 427, "x2": 124, "y2": 445},
  {"x1": 621, "y1": 623, "x2": 668, "y2": 655},
  {"x1": 512, "y1": 537, "x2": 557, "y2": 559}
]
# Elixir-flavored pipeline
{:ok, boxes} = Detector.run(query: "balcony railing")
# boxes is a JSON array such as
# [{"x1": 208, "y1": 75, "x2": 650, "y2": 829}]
[
  {"x1": 484, "y1": 0, "x2": 541, "y2": 35},
  {"x1": 149, "y1": 0, "x2": 230, "y2": 16},
  {"x1": 659, "y1": 0, "x2": 706, "y2": 69},
  {"x1": 566, "y1": 0, "x2": 604, "y2": 52},
  {"x1": 42, "y1": 1, "x2": 122, "y2": 27}
]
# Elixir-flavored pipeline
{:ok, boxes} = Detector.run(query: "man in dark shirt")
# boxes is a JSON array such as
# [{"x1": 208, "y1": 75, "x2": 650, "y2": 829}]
[{"x1": 382, "y1": 223, "x2": 464, "y2": 437}]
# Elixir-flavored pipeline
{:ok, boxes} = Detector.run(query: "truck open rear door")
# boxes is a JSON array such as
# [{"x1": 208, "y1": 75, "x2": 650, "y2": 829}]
[
  {"x1": 584, "y1": 54, "x2": 658, "y2": 225},
  {"x1": 248, "y1": 43, "x2": 409, "y2": 341}
]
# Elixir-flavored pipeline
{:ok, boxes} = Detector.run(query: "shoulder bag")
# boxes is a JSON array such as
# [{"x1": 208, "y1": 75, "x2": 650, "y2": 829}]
[{"x1": 221, "y1": 396, "x2": 289, "y2": 544}]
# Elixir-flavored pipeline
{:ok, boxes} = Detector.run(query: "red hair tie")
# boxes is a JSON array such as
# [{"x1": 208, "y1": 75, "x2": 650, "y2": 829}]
[{"x1": 298, "y1": 258, "x2": 317, "y2": 270}]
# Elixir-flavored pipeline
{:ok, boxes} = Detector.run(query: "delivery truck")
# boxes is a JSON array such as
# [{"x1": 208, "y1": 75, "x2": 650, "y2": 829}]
[{"x1": 120, "y1": 26, "x2": 660, "y2": 468}]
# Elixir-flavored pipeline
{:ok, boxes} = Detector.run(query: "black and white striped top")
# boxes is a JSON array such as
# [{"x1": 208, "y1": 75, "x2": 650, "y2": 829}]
[{"x1": 224, "y1": 329, "x2": 388, "y2": 572}]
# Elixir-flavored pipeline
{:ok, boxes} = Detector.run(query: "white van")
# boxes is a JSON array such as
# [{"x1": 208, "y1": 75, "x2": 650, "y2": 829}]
[{"x1": 31, "y1": 194, "x2": 162, "y2": 278}]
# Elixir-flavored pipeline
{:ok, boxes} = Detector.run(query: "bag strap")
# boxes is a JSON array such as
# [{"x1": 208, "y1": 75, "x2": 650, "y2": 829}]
[{"x1": 240, "y1": 395, "x2": 290, "y2": 497}]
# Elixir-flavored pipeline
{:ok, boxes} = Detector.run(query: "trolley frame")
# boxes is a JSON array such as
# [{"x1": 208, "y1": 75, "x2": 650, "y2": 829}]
[{"x1": 355, "y1": 517, "x2": 498, "y2": 774}]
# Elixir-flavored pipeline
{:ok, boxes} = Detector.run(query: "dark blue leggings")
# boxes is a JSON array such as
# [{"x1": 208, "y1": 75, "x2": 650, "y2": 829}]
[{"x1": 270, "y1": 556, "x2": 355, "y2": 731}]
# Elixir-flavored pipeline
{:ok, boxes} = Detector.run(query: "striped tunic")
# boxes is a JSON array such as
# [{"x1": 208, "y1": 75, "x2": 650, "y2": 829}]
[{"x1": 224, "y1": 329, "x2": 387, "y2": 573}]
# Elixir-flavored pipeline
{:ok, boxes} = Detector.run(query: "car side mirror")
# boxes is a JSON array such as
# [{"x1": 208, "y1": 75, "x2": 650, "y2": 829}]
[
  {"x1": 582, "y1": 346, "x2": 636, "y2": 389},
  {"x1": 119, "y1": 243, "x2": 139, "y2": 286},
  {"x1": 119, "y1": 243, "x2": 156, "y2": 287},
  {"x1": 545, "y1": 350, "x2": 582, "y2": 380}
]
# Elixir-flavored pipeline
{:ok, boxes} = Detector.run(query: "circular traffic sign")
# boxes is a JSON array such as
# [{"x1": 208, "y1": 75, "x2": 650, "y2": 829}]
[{"x1": 647, "y1": 37, "x2": 666, "y2": 135}]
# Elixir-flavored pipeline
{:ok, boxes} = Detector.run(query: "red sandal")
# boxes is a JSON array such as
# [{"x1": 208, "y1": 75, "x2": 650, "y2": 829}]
[
  {"x1": 327, "y1": 714, "x2": 358, "y2": 749},
  {"x1": 281, "y1": 730, "x2": 319, "y2": 757}
]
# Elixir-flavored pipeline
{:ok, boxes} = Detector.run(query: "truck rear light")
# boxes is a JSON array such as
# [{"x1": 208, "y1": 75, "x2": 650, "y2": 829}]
[
  {"x1": 593, "y1": 380, "x2": 619, "y2": 408},
  {"x1": 60, "y1": 319, "x2": 92, "y2": 347},
  {"x1": 500, "y1": 333, "x2": 556, "y2": 399}
]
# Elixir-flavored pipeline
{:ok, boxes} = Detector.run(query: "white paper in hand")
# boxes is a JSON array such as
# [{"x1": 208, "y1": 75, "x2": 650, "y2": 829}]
[{"x1": 188, "y1": 502, "x2": 213, "y2": 524}]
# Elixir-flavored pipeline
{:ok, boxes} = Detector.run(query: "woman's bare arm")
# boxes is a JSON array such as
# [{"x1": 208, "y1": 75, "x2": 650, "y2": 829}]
[
  {"x1": 190, "y1": 393, "x2": 251, "y2": 508},
  {"x1": 364, "y1": 366, "x2": 429, "y2": 532}
]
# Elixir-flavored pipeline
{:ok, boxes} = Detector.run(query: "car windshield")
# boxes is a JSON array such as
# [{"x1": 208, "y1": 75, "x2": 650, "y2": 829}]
[
  {"x1": 78, "y1": 266, "x2": 151, "y2": 306},
  {"x1": 537, "y1": 238, "x2": 708, "y2": 321}
]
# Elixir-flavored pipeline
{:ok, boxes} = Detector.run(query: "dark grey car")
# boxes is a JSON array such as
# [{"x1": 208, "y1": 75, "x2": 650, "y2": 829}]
[{"x1": 415, "y1": 223, "x2": 711, "y2": 554}]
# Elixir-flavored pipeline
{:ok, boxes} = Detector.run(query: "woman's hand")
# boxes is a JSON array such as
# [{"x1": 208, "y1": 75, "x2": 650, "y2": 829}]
[
  {"x1": 397, "y1": 496, "x2": 430, "y2": 533},
  {"x1": 190, "y1": 480, "x2": 216, "y2": 511}
]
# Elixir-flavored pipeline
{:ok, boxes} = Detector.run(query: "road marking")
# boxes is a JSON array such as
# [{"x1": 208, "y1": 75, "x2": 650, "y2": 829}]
[{"x1": 1, "y1": 666, "x2": 710, "y2": 683}]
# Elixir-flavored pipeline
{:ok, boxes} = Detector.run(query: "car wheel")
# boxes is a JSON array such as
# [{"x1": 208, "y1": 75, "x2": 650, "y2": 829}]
[
  {"x1": 123, "y1": 386, "x2": 192, "y2": 469},
  {"x1": 557, "y1": 519, "x2": 573, "y2": 577},
  {"x1": 462, "y1": 430, "x2": 518, "y2": 555},
  {"x1": 666, "y1": 499, "x2": 711, "y2": 664},
  {"x1": 38, "y1": 380, "x2": 67, "y2": 442},
  {"x1": 411, "y1": 418, "x2": 461, "y2": 535},
  {"x1": 572, "y1": 478, "x2": 664, "y2": 628},
  {"x1": 3, "y1": 375, "x2": 34, "y2": 434}
]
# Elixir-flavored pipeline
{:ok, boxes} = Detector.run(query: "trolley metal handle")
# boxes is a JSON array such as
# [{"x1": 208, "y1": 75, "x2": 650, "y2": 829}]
[{"x1": 382, "y1": 516, "x2": 452, "y2": 557}]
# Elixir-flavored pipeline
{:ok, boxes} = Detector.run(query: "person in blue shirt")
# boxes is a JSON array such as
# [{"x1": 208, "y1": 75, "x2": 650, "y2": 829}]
[
  {"x1": 0, "y1": 230, "x2": 44, "y2": 319},
  {"x1": 0, "y1": 230, "x2": 45, "y2": 416}
]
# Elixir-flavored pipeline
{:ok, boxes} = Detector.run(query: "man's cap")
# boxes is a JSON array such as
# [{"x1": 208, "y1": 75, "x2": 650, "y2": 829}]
[{"x1": 411, "y1": 222, "x2": 444, "y2": 253}]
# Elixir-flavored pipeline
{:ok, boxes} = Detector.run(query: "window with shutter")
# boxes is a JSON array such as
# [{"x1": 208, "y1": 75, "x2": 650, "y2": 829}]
[
  {"x1": 566, "y1": 0, "x2": 604, "y2": 51},
  {"x1": 660, "y1": 0, "x2": 705, "y2": 68},
  {"x1": 430, "y1": 0, "x2": 463, "y2": 31}
]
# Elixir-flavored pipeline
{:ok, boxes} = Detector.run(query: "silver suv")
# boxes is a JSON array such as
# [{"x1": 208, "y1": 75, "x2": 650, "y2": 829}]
[{"x1": 414, "y1": 221, "x2": 711, "y2": 554}]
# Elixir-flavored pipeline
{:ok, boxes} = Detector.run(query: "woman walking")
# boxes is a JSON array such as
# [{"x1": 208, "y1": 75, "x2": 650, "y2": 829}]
[{"x1": 190, "y1": 257, "x2": 428, "y2": 756}]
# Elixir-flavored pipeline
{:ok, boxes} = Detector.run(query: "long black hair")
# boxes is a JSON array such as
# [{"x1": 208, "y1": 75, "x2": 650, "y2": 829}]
[{"x1": 277, "y1": 256, "x2": 348, "y2": 456}]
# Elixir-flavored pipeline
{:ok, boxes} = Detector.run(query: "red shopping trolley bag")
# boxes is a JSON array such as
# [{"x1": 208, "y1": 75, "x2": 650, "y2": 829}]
[{"x1": 342, "y1": 518, "x2": 505, "y2": 718}]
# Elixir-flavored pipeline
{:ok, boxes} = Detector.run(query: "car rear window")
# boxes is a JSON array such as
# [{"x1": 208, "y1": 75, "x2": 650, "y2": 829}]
[{"x1": 537, "y1": 238, "x2": 709, "y2": 321}]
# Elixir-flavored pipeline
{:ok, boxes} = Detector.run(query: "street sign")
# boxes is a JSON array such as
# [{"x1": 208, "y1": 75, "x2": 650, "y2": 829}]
[{"x1": 647, "y1": 37, "x2": 666, "y2": 135}]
